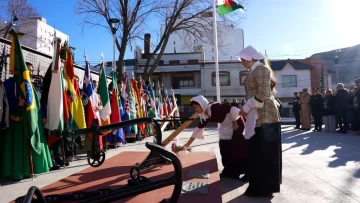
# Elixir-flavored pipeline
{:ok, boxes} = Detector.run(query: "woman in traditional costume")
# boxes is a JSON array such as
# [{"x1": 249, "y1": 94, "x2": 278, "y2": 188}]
[
  {"x1": 236, "y1": 45, "x2": 282, "y2": 197},
  {"x1": 183, "y1": 95, "x2": 249, "y2": 181}
]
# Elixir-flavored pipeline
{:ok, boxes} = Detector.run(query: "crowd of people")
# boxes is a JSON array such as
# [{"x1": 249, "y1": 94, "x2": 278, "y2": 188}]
[{"x1": 289, "y1": 81, "x2": 360, "y2": 134}]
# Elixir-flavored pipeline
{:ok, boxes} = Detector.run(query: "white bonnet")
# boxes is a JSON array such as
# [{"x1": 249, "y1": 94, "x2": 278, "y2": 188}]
[
  {"x1": 236, "y1": 45, "x2": 265, "y2": 61},
  {"x1": 191, "y1": 95, "x2": 209, "y2": 123}
]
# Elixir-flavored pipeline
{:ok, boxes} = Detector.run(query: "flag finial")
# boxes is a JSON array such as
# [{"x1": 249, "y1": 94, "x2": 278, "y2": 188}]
[
  {"x1": 101, "y1": 51, "x2": 104, "y2": 61},
  {"x1": 84, "y1": 50, "x2": 87, "y2": 61}
]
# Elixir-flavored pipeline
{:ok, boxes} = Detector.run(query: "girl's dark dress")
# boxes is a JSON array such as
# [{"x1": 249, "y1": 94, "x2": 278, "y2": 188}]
[{"x1": 193, "y1": 102, "x2": 248, "y2": 178}]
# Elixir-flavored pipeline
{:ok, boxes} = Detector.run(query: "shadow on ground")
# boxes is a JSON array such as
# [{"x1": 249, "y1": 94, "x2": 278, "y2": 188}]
[{"x1": 281, "y1": 125, "x2": 360, "y2": 178}]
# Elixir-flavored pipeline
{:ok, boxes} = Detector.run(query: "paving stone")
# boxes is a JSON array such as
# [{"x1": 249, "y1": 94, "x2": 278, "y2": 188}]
[
  {"x1": 188, "y1": 170, "x2": 210, "y2": 179},
  {"x1": 181, "y1": 181, "x2": 208, "y2": 194}
]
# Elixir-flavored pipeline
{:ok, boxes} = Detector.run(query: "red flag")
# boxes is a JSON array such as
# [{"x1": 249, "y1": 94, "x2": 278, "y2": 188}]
[
  {"x1": 110, "y1": 89, "x2": 121, "y2": 123},
  {"x1": 65, "y1": 49, "x2": 75, "y2": 80},
  {"x1": 85, "y1": 100, "x2": 103, "y2": 149}
]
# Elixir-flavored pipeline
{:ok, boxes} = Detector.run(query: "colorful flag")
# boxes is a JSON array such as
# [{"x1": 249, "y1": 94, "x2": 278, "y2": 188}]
[
  {"x1": 218, "y1": 0, "x2": 244, "y2": 15},
  {"x1": 131, "y1": 78, "x2": 145, "y2": 133},
  {"x1": 3, "y1": 30, "x2": 52, "y2": 179},
  {"x1": 63, "y1": 50, "x2": 86, "y2": 130},
  {"x1": 82, "y1": 60, "x2": 102, "y2": 150},
  {"x1": 45, "y1": 38, "x2": 64, "y2": 131},
  {"x1": 83, "y1": 61, "x2": 98, "y2": 110},
  {"x1": 128, "y1": 81, "x2": 138, "y2": 134},
  {"x1": 98, "y1": 62, "x2": 111, "y2": 126},
  {"x1": 121, "y1": 73, "x2": 131, "y2": 134}
]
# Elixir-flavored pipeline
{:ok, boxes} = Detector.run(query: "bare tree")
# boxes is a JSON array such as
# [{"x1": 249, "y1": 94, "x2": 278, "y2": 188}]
[
  {"x1": 0, "y1": 0, "x2": 39, "y2": 38},
  {"x1": 75, "y1": 0, "x2": 161, "y2": 80},
  {"x1": 142, "y1": 0, "x2": 246, "y2": 78}
]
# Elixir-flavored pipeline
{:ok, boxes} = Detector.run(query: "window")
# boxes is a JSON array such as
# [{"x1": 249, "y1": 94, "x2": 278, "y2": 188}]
[
  {"x1": 169, "y1": 60, "x2": 180, "y2": 65},
  {"x1": 172, "y1": 73, "x2": 194, "y2": 89},
  {"x1": 150, "y1": 74, "x2": 161, "y2": 84},
  {"x1": 187, "y1": 59, "x2": 198, "y2": 64},
  {"x1": 282, "y1": 75, "x2": 297, "y2": 87},
  {"x1": 239, "y1": 71, "x2": 249, "y2": 86},
  {"x1": 212, "y1": 71, "x2": 230, "y2": 86}
]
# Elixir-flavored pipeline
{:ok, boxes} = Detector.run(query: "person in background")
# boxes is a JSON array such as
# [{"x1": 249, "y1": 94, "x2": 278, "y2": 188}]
[
  {"x1": 322, "y1": 89, "x2": 336, "y2": 132},
  {"x1": 241, "y1": 99, "x2": 246, "y2": 107},
  {"x1": 275, "y1": 98, "x2": 282, "y2": 118},
  {"x1": 334, "y1": 83, "x2": 350, "y2": 134},
  {"x1": 349, "y1": 87, "x2": 358, "y2": 131},
  {"x1": 0, "y1": 80, "x2": 9, "y2": 170},
  {"x1": 223, "y1": 99, "x2": 230, "y2": 106},
  {"x1": 299, "y1": 88, "x2": 311, "y2": 131},
  {"x1": 310, "y1": 87, "x2": 323, "y2": 132},
  {"x1": 231, "y1": 98, "x2": 239, "y2": 108},
  {"x1": 354, "y1": 79, "x2": 360, "y2": 135},
  {"x1": 298, "y1": 91, "x2": 303, "y2": 125},
  {"x1": 288, "y1": 92, "x2": 301, "y2": 129}
]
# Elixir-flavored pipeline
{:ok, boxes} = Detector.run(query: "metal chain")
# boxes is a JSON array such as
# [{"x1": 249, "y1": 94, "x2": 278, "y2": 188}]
[{"x1": 15, "y1": 176, "x2": 151, "y2": 203}]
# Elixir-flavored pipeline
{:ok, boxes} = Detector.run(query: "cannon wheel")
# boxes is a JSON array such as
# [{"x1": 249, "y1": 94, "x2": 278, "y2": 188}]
[{"x1": 87, "y1": 150, "x2": 106, "y2": 167}]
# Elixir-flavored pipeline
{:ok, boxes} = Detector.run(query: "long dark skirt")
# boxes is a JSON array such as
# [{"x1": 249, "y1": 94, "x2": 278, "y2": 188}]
[
  {"x1": 219, "y1": 122, "x2": 248, "y2": 178},
  {"x1": 246, "y1": 122, "x2": 282, "y2": 194}
]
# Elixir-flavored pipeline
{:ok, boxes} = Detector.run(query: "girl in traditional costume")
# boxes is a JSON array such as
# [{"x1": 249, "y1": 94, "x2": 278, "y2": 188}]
[
  {"x1": 183, "y1": 95, "x2": 249, "y2": 181},
  {"x1": 236, "y1": 46, "x2": 282, "y2": 197}
]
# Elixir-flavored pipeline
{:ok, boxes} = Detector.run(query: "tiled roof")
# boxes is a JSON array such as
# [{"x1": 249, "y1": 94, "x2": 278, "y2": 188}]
[{"x1": 270, "y1": 59, "x2": 313, "y2": 70}]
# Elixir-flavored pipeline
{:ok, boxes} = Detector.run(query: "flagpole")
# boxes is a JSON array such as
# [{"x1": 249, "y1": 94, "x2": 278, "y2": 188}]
[{"x1": 212, "y1": 0, "x2": 220, "y2": 103}]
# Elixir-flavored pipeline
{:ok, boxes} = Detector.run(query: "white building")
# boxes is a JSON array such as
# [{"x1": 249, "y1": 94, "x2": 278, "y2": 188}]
[
  {"x1": 271, "y1": 60, "x2": 313, "y2": 98},
  {"x1": 160, "y1": 12, "x2": 244, "y2": 62},
  {"x1": 16, "y1": 17, "x2": 69, "y2": 56},
  {"x1": 135, "y1": 42, "x2": 247, "y2": 105}
]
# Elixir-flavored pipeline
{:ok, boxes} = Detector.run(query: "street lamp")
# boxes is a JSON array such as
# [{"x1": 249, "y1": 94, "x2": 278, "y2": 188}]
[
  {"x1": 109, "y1": 18, "x2": 120, "y2": 73},
  {"x1": 332, "y1": 49, "x2": 341, "y2": 83},
  {"x1": 3, "y1": 15, "x2": 19, "y2": 38}
]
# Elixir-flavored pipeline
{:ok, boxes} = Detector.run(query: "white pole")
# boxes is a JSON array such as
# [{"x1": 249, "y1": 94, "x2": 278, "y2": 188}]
[{"x1": 212, "y1": 0, "x2": 220, "y2": 103}]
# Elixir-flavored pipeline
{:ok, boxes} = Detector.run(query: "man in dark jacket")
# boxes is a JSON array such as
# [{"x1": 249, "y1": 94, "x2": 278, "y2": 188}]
[
  {"x1": 310, "y1": 87, "x2": 323, "y2": 131},
  {"x1": 334, "y1": 83, "x2": 350, "y2": 133},
  {"x1": 289, "y1": 92, "x2": 301, "y2": 129},
  {"x1": 355, "y1": 79, "x2": 360, "y2": 135}
]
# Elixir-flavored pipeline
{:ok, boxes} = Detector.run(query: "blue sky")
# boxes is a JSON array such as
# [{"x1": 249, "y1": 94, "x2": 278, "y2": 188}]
[{"x1": 26, "y1": 0, "x2": 360, "y2": 65}]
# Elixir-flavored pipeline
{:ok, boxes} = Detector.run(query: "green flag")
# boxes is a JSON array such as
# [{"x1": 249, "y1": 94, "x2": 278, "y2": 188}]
[
  {"x1": 9, "y1": 30, "x2": 41, "y2": 154},
  {"x1": 98, "y1": 62, "x2": 111, "y2": 122}
]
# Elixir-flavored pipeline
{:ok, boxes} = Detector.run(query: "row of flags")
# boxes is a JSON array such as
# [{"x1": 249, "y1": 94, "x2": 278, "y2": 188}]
[
  {"x1": 9, "y1": 29, "x2": 179, "y2": 151},
  {"x1": 45, "y1": 36, "x2": 178, "y2": 146}
]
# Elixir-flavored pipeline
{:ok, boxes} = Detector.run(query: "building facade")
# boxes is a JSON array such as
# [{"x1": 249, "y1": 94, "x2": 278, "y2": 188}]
[{"x1": 14, "y1": 17, "x2": 69, "y2": 56}]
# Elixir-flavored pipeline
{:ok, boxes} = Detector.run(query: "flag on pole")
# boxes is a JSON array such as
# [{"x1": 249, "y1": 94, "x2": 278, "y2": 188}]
[
  {"x1": 128, "y1": 81, "x2": 138, "y2": 134},
  {"x1": 148, "y1": 80, "x2": 159, "y2": 119},
  {"x1": 63, "y1": 49, "x2": 86, "y2": 130},
  {"x1": 120, "y1": 73, "x2": 130, "y2": 134},
  {"x1": 98, "y1": 61, "x2": 111, "y2": 126},
  {"x1": 218, "y1": 0, "x2": 244, "y2": 15},
  {"x1": 3, "y1": 30, "x2": 52, "y2": 179},
  {"x1": 8, "y1": 30, "x2": 41, "y2": 153},
  {"x1": 107, "y1": 71, "x2": 124, "y2": 144},
  {"x1": 83, "y1": 59, "x2": 103, "y2": 150},
  {"x1": 46, "y1": 38, "x2": 64, "y2": 131},
  {"x1": 131, "y1": 78, "x2": 145, "y2": 133},
  {"x1": 83, "y1": 61, "x2": 98, "y2": 108}
]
